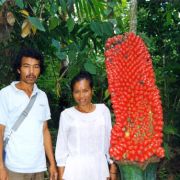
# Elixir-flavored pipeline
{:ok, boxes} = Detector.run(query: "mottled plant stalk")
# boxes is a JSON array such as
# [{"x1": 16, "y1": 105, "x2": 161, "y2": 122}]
[{"x1": 129, "y1": 0, "x2": 137, "y2": 34}]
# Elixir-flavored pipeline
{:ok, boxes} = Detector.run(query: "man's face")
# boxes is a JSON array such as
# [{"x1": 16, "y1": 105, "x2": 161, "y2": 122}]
[{"x1": 17, "y1": 57, "x2": 41, "y2": 85}]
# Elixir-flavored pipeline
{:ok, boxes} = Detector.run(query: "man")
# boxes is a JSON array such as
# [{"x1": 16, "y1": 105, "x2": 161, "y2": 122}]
[{"x1": 0, "y1": 48, "x2": 57, "y2": 180}]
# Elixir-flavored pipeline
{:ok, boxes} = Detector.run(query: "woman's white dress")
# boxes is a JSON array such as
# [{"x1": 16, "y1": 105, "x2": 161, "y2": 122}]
[{"x1": 55, "y1": 104, "x2": 112, "y2": 180}]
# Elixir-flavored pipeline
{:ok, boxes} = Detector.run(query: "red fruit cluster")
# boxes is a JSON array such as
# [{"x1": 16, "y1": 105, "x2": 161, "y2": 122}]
[{"x1": 105, "y1": 32, "x2": 164, "y2": 163}]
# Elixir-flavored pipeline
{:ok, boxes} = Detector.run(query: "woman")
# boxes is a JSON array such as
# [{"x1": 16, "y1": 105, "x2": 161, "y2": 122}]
[{"x1": 55, "y1": 71, "x2": 117, "y2": 180}]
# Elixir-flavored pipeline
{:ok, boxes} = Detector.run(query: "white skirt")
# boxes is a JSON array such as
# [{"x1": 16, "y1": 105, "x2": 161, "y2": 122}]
[{"x1": 63, "y1": 154, "x2": 109, "y2": 180}]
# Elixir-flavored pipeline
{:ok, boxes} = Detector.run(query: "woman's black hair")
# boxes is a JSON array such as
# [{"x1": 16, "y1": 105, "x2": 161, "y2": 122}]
[
  {"x1": 13, "y1": 48, "x2": 45, "y2": 79},
  {"x1": 70, "y1": 71, "x2": 93, "y2": 92}
]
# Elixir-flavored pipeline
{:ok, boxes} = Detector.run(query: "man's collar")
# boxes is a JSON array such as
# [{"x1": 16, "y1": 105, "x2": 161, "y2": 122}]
[{"x1": 11, "y1": 81, "x2": 40, "y2": 94}]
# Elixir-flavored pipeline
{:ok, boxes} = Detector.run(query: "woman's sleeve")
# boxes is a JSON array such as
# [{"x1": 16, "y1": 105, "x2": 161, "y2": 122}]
[
  {"x1": 55, "y1": 111, "x2": 69, "y2": 167},
  {"x1": 104, "y1": 105, "x2": 113, "y2": 164}
]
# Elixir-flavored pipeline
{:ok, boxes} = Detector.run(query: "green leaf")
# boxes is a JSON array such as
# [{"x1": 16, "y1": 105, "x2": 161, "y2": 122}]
[
  {"x1": 81, "y1": 0, "x2": 91, "y2": 20},
  {"x1": 90, "y1": 21, "x2": 113, "y2": 37},
  {"x1": 80, "y1": 36, "x2": 88, "y2": 50},
  {"x1": 103, "y1": 89, "x2": 110, "y2": 100},
  {"x1": 121, "y1": 0, "x2": 127, "y2": 8},
  {"x1": 84, "y1": 62, "x2": 96, "y2": 74},
  {"x1": 15, "y1": 0, "x2": 24, "y2": 9},
  {"x1": 114, "y1": 27, "x2": 121, "y2": 34},
  {"x1": 107, "y1": 2, "x2": 116, "y2": 8},
  {"x1": 55, "y1": 51, "x2": 67, "y2": 60},
  {"x1": 67, "y1": 17, "x2": 75, "y2": 32},
  {"x1": 60, "y1": 0, "x2": 67, "y2": 13},
  {"x1": 102, "y1": 22, "x2": 113, "y2": 36},
  {"x1": 28, "y1": 17, "x2": 45, "y2": 31},
  {"x1": 163, "y1": 125, "x2": 180, "y2": 137},
  {"x1": 49, "y1": 17, "x2": 59, "y2": 30},
  {"x1": 104, "y1": 9, "x2": 112, "y2": 16},
  {"x1": 90, "y1": 21, "x2": 102, "y2": 36},
  {"x1": 68, "y1": 50, "x2": 76, "y2": 62},
  {"x1": 52, "y1": 39, "x2": 60, "y2": 50},
  {"x1": 0, "y1": 0, "x2": 6, "y2": 6},
  {"x1": 166, "y1": 12, "x2": 172, "y2": 26},
  {"x1": 163, "y1": 142, "x2": 171, "y2": 160},
  {"x1": 50, "y1": 3, "x2": 58, "y2": 15}
]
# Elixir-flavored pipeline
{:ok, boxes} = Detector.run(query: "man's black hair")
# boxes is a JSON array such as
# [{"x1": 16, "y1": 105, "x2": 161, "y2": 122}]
[
  {"x1": 70, "y1": 71, "x2": 93, "y2": 92},
  {"x1": 13, "y1": 48, "x2": 45, "y2": 79}
]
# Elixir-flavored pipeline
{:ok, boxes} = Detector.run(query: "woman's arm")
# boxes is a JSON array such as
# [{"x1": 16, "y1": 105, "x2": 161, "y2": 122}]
[
  {"x1": 109, "y1": 163, "x2": 118, "y2": 180},
  {"x1": 55, "y1": 112, "x2": 69, "y2": 180}
]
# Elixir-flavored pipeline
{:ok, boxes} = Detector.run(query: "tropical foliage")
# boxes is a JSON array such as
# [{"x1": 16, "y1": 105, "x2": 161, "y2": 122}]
[{"x1": 0, "y1": 0, "x2": 179, "y2": 179}]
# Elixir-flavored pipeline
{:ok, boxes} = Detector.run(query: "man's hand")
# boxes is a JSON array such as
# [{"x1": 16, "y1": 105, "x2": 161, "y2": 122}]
[
  {"x1": 43, "y1": 122, "x2": 58, "y2": 180},
  {"x1": 0, "y1": 166, "x2": 8, "y2": 180},
  {"x1": 49, "y1": 164, "x2": 58, "y2": 180},
  {"x1": 0, "y1": 125, "x2": 7, "y2": 180}
]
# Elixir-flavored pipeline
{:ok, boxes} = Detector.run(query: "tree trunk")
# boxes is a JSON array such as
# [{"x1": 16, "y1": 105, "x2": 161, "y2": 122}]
[
  {"x1": 129, "y1": 0, "x2": 137, "y2": 33},
  {"x1": 0, "y1": 0, "x2": 14, "y2": 43}
]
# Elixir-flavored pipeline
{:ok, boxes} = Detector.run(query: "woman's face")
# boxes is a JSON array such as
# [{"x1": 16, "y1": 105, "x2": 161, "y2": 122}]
[{"x1": 72, "y1": 79, "x2": 93, "y2": 107}]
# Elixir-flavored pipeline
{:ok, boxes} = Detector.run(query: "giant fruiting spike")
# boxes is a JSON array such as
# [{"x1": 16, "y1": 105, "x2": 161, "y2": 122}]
[{"x1": 105, "y1": 32, "x2": 164, "y2": 163}]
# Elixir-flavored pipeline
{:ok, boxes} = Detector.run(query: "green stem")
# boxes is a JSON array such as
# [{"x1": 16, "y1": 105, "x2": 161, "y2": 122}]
[{"x1": 118, "y1": 163, "x2": 158, "y2": 180}]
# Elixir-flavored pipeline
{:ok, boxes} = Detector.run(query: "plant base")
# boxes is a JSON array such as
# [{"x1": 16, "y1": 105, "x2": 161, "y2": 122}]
[{"x1": 118, "y1": 163, "x2": 158, "y2": 180}]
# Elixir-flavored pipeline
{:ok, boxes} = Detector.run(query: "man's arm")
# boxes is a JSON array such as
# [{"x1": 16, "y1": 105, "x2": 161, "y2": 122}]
[
  {"x1": 43, "y1": 122, "x2": 57, "y2": 180},
  {"x1": 0, "y1": 124, "x2": 8, "y2": 180}
]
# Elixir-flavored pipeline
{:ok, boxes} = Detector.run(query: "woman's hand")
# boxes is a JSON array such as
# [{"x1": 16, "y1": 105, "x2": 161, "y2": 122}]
[
  {"x1": 109, "y1": 162, "x2": 118, "y2": 180},
  {"x1": 106, "y1": 173, "x2": 118, "y2": 180},
  {"x1": 110, "y1": 172, "x2": 117, "y2": 180},
  {"x1": 57, "y1": 167, "x2": 65, "y2": 180}
]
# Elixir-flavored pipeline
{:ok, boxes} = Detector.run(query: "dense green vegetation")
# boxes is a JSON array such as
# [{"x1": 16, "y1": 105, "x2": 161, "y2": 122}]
[{"x1": 0, "y1": 0, "x2": 179, "y2": 179}]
